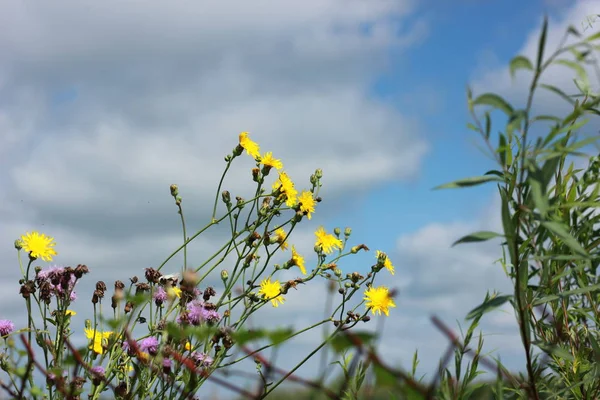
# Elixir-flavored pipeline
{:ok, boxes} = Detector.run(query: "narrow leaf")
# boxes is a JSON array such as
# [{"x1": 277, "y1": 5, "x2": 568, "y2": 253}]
[
  {"x1": 541, "y1": 221, "x2": 589, "y2": 257},
  {"x1": 466, "y1": 295, "x2": 513, "y2": 320},
  {"x1": 452, "y1": 231, "x2": 503, "y2": 246},
  {"x1": 509, "y1": 55, "x2": 533, "y2": 80},
  {"x1": 536, "y1": 17, "x2": 548, "y2": 70},
  {"x1": 434, "y1": 175, "x2": 502, "y2": 190},
  {"x1": 540, "y1": 83, "x2": 575, "y2": 104},
  {"x1": 472, "y1": 93, "x2": 514, "y2": 115}
]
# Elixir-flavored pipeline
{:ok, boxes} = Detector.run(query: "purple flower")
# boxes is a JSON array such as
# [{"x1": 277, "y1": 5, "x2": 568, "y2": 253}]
[
  {"x1": 90, "y1": 365, "x2": 105, "y2": 385},
  {"x1": 0, "y1": 320, "x2": 15, "y2": 337},
  {"x1": 185, "y1": 301, "x2": 221, "y2": 326},
  {"x1": 153, "y1": 286, "x2": 167, "y2": 305},
  {"x1": 191, "y1": 351, "x2": 213, "y2": 367},
  {"x1": 139, "y1": 336, "x2": 159, "y2": 356},
  {"x1": 36, "y1": 265, "x2": 79, "y2": 302},
  {"x1": 204, "y1": 309, "x2": 221, "y2": 324},
  {"x1": 122, "y1": 340, "x2": 136, "y2": 356},
  {"x1": 90, "y1": 366, "x2": 105, "y2": 376},
  {"x1": 36, "y1": 265, "x2": 64, "y2": 282},
  {"x1": 163, "y1": 357, "x2": 173, "y2": 373},
  {"x1": 186, "y1": 301, "x2": 206, "y2": 325}
]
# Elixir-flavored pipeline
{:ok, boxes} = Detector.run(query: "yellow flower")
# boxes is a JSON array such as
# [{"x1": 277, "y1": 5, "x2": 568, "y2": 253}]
[
  {"x1": 239, "y1": 132, "x2": 260, "y2": 159},
  {"x1": 258, "y1": 278, "x2": 285, "y2": 308},
  {"x1": 274, "y1": 228, "x2": 289, "y2": 251},
  {"x1": 138, "y1": 352, "x2": 150, "y2": 362},
  {"x1": 261, "y1": 152, "x2": 283, "y2": 170},
  {"x1": 20, "y1": 231, "x2": 58, "y2": 262},
  {"x1": 375, "y1": 250, "x2": 395, "y2": 275},
  {"x1": 84, "y1": 328, "x2": 114, "y2": 355},
  {"x1": 66, "y1": 310, "x2": 76, "y2": 317},
  {"x1": 167, "y1": 286, "x2": 182, "y2": 300},
  {"x1": 298, "y1": 191, "x2": 316, "y2": 220},
  {"x1": 272, "y1": 171, "x2": 297, "y2": 207},
  {"x1": 364, "y1": 286, "x2": 396, "y2": 316},
  {"x1": 291, "y1": 246, "x2": 306, "y2": 275},
  {"x1": 314, "y1": 227, "x2": 343, "y2": 254},
  {"x1": 185, "y1": 341, "x2": 192, "y2": 351}
]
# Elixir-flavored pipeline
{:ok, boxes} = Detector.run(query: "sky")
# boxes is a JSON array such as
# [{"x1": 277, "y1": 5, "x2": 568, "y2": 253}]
[{"x1": 0, "y1": 0, "x2": 599, "y2": 398}]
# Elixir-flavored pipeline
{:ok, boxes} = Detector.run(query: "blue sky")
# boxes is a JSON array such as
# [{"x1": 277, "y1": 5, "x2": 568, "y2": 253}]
[{"x1": 0, "y1": 0, "x2": 597, "y2": 397}]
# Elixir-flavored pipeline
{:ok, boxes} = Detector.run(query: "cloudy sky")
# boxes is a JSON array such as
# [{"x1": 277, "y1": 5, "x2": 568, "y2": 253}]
[{"x1": 1, "y1": 0, "x2": 599, "y2": 397}]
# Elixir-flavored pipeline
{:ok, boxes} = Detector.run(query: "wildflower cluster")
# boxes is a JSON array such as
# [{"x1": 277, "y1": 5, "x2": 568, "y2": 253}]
[{"x1": 0, "y1": 133, "x2": 398, "y2": 399}]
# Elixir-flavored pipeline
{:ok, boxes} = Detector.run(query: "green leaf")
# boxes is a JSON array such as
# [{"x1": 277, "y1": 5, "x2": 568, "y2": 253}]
[
  {"x1": 555, "y1": 59, "x2": 589, "y2": 90},
  {"x1": 567, "y1": 25, "x2": 581, "y2": 38},
  {"x1": 541, "y1": 221, "x2": 589, "y2": 257},
  {"x1": 509, "y1": 55, "x2": 533, "y2": 80},
  {"x1": 373, "y1": 363, "x2": 398, "y2": 388},
  {"x1": 434, "y1": 175, "x2": 503, "y2": 190},
  {"x1": 532, "y1": 114, "x2": 561, "y2": 124},
  {"x1": 268, "y1": 327, "x2": 294, "y2": 346},
  {"x1": 574, "y1": 78, "x2": 590, "y2": 95},
  {"x1": 540, "y1": 83, "x2": 575, "y2": 104},
  {"x1": 472, "y1": 93, "x2": 514, "y2": 115},
  {"x1": 536, "y1": 17, "x2": 548, "y2": 70},
  {"x1": 466, "y1": 122, "x2": 479, "y2": 132},
  {"x1": 529, "y1": 179, "x2": 549, "y2": 216},
  {"x1": 231, "y1": 328, "x2": 267, "y2": 345},
  {"x1": 466, "y1": 294, "x2": 513, "y2": 320},
  {"x1": 588, "y1": 334, "x2": 600, "y2": 362},
  {"x1": 452, "y1": 231, "x2": 503, "y2": 247},
  {"x1": 330, "y1": 331, "x2": 377, "y2": 354},
  {"x1": 584, "y1": 30, "x2": 600, "y2": 42},
  {"x1": 533, "y1": 341, "x2": 574, "y2": 361}
]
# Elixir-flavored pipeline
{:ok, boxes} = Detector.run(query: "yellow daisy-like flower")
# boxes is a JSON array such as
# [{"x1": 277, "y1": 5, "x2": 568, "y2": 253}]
[
  {"x1": 298, "y1": 190, "x2": 316, "y2": 220},
  {"x1": 20, "y1": 231, "x2": 58, "y2": 262},
  {"x1": 185, "y1": 341, "x2": 192, "y2": 351},
  {"x1": 261, "y1": 152, "x2": 283, "y2": 170},
  {"x1": 314, "y1": 226, "x2": 343, "y2": 255},
  {"x1": 239, "y1": 132, "x2": 260, "y2": 159},
  {"x1": 258, "y1": 278, "x2": 285, "y2": 308},
  {"x1": 272, "y1": 171, "x2": 298, "y2": 207},
  {"x1": 364, "y1": 286, "x2": 396, "y2": 317},
  {"x1": 66, "y1": 310, "x2": 76, "y2": 317},
  {"x1": 291, "y1": 246, "x2": 306, "y2": 275},
  {"x1": 375, "y1": 250, "x2": 395, "y2": 275},
  {"x1": 167, "y1": 286, "x2": 182, "y2": 300},
  {"x1": 274, "y1": 228, "x2": 289, "y2": 251},
  {"x1": 84, "y1": 328, "x2": 114, "y2": 355}
]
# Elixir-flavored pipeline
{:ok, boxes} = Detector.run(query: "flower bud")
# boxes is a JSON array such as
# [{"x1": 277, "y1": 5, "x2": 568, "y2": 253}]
[
  {"x1": 222, "y1": 190, "x2": 231, "y2": 204},
  {"x1": 315, "y1": 169, "x2": 323, "y2": 179},
  {"x1": 170, "y1": 184, "x2": 179, "y2": 197},
  {"x1": 344, "y1": 227, "x2": 352, "y2": 237},
  {"x1": 334, "y1": 268, "x2": 342, "y2": 277},
  {"x1": 252, "y1": 168, "x2": 260, "y2": 182},
  {"x1": 221, "y1": 270, "x2": 229, "y2": 281},
  {"x1": 14, "y1": 239, "x2": 23, "y2": 250},
  {"x1": 333, "y1": 227, "x2": 341, "y2": 237}
]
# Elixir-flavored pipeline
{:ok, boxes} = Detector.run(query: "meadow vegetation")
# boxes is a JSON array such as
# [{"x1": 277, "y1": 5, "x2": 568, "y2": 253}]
[{"x1": 1, "y1": 17, "x2": 600, "y2": 400}]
